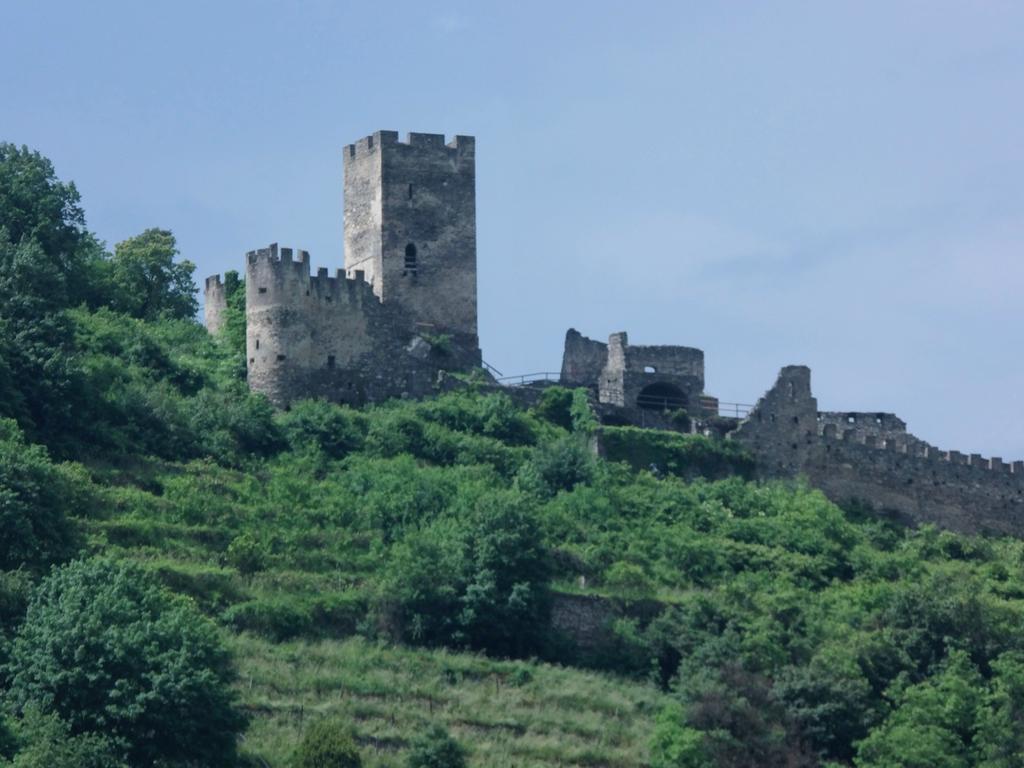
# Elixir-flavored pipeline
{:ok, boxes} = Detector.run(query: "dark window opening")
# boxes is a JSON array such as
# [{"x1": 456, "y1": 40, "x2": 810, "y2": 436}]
[
  {"x1": 256, "y1": 339, "x2": 260, "y2": 350},
  {"x1": 258, "y1": 287, "x2": 267, "y2": 294},
  {"x1": 327, "y1": 355, "x2": 336, "y2": 369},
  {"x1": 306, "y1": 290, "x2": 310, "y2": 296},
  {"x1": 404, "y1": 243, "x2": 418, "y2": 275},
  {"x1": 249, "y1": 358, "x2": 254, "y2": 364},
  {"x1": 276, "y1": 354, "x2": 286, "y2": 362},
  {"x1": 636, "y1": 382, "x2": 688, "y2": 411},
  {"x1": 407, "y1": 183, "x2": 413, "y2": 199}
]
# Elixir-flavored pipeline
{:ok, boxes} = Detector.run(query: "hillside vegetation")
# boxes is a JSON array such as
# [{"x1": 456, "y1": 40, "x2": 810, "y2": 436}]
[{"x1": 0, "y1": 143, "x2": 1022, "y2": 768}]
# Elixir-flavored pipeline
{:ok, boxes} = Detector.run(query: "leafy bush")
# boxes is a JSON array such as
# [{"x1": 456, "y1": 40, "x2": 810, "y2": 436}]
[
  {"x1": 226, "y1": 532, "x2": 270, "y2": 574},
  {"x1": 0, "y1": 708, "x2": 126, "y2": 768},
  {"x1": 5, "y1": 558, "x2": 246, "y2": 767},
  {"x1": 533, "y1": 386, "x2": 574, "y2": 430},
  {"x1": 517, "y1": 435, "x2": 595, "y2": 497},
  {"x1": 0, "y1": 419, "x2": 88, "y2": 570},
  {"x1": 292, "y1": 718, "x2": 361, "y2": 768},
  {"x1": 278, "y1": 399, "x2": 367, "y2": 459},
  {"x1": 405, "y1": 723, "x2": 467, "y2": 768},
  {"x1": 377, "y1": 490, "x2": 550, "y2": 656},
  {"x1": 599, "y1": 427, "x2": 754, "y2": 480},
  {"x1": 222, "y1": 596, "x2": 314, "y2": 640}
]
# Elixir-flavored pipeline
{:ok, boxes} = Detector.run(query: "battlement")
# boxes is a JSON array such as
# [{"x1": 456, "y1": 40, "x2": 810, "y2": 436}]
[
  {"x1": 732, "y1": 365, "x2": 1024, "y2": 534},
  {"x1": 245, "y1": 243, "x2": 311, "y2": 266},
  {"x1": 344, "y1": 130, "x2": 474, "y2": 160},
  {"x1": 244, "y1": 243, "x2": 380, "y2": 309},
  {"x1": 820, "y1": 424, "x2": 1024, "y2": 477}
]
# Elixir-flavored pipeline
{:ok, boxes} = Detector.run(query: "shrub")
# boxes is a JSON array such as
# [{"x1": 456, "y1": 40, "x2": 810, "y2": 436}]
[
  {"x1": 2, "y1": 708, "x2": 126, "y2": 768},
  {"x1": 226, "y1": 532, "x2": 270, "y2": 574},
  {"x1": 533, "y1": 386, "x2": 574, "y2": 430},
  {"x1": 0, "y1": 419, "x2": 87, "y2": 570},
  {"x1": 405, "y1": 723, "x2": 467, "y2": 768},
  {"x1": 5, "y1": 558, "x2": 246, "y2": 767},
  {"x1": 278, "y1": 400, "x2": 366, "y2": 459},
  {"x1": 604, "y1": 561, "x2": 656, "y2": 600},
  {"x1": 599, "y1": 427, "x2": 754, "y2": 480},
  {"x1": 517, "y1": 436, "x2": 595, "y2": 497},
  {"x1": 293, "y1": 718, "x2": 362, "y2": 768},
  {"x1": 377, "y1": 490, "x2": 550, "y2": 656},
  {"x1": 221, "y1": 596, "x2": 314, "y2": 640}
]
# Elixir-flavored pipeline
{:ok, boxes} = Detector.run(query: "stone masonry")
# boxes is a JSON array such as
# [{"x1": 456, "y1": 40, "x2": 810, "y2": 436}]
[
  {"x1": 561, "y1": 329, "x2": 716, "y2": 419},
  {"x1": 205, "y1": 131, "x2": 481, "y2": 407},
  {"x1": 732, "y1": 366, "x2": 1024, "y2": 535}
]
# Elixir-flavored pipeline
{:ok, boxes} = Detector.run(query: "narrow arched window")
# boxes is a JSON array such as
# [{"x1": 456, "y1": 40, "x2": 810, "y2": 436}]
[{"x1": 404, "y1": 243, "x2": 418, "y2": 275}]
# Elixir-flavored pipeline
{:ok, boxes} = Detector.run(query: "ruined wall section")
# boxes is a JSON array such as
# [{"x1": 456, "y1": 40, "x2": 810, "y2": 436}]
[
  {"x1": 817, "y1": 412, "x2": 907, "y2": 443},
  {"x1": 732, "y1": 366, "x2": 821, "y2": 474},
  {"x1": 597, "y1": 332, "x2": 706, "y2": 413},
  {"x1": 733, "y1": 366, "x2": 1024, "y2": 535},
  {"x1": 240, "y1": 244, "x2": 473, "y2": 408},
  {"x1": 560, "y1": 328, "x2": 607, "y2": 387},
  {"x1": 204, "y1": 275, "x2": 228, "y2": 335},
  {"x1": 344, "y1": 131, "x2": 477, "y2": 352}
]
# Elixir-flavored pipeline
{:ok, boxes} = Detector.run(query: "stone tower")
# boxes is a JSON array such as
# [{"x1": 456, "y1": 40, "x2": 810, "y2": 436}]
[
  {"x1": 205, "y1": 130, "x2": 482, "y2": 409},
  {"x1": 343, "y1": 131, "x2": 478, "y2": 350}
]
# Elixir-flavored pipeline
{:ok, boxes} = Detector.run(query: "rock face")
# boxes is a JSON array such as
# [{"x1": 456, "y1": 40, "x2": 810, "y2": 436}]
[{"x1": 205, "y1": 131, "x2": 481, "y2": 407}]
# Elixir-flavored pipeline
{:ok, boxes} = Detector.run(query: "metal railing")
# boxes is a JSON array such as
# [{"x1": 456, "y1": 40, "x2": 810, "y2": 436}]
[
  {"x1": 496, "y1": 372, "x2": 561, "y2": 386},
  {"x1": 636, "y1": 393, "x2": 688, "y2": 411},
  {"x1": 481, "y1": 360, "x2": 503, "y2": 378},
  {"x1": 717, "y1": 402, "x2": 755, "y2": 419}
]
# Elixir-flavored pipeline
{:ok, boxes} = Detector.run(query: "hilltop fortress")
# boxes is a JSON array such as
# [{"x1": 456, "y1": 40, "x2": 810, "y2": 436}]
[{"x1": 206, "y1": 129, "x2": 1024, "y2": 536}]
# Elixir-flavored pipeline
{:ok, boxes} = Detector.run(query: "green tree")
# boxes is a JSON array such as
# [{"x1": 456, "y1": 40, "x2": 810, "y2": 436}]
[
  {"x1": 973, "y1": 652, "x2": 1024, "y2": 768},
  {"x1": 0, "y1": 418, "x2": 85, "y2": 570},
  {"x1": 378, "y1": 490, "x2": 550, "y2": 656},
  {"x1": 855, "y1": 649, "x2": 984, "y2": 768},
  {"x1": 5, "y1": 558, "x2": 246, "y2": 767},
  {"x1": 0, "y1": 144, "x2": 98, "y2": 307},
  {"x1": 105, "y1": 229, "x2": 197, "y2": 320},
  {"x1": 292, "y1": 718, "x2": 361, "y2": 768},
  {"x1": 649, "y1": 702, "x2": 709, "y2": 768},
  {"x1": 405, "y1": 724, "x2": 467, "y2": 768},
  {"x1": 1, "y1": 708, "x2": 125, "y2": 768}
]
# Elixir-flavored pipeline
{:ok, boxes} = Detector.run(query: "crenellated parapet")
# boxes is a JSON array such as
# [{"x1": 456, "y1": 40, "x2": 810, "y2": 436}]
[
  {"x1": 733, "y1": 366, "x2": 1024, "y2": 535},
  {"x1": 344, "y1": 130, "x2": 475, "y2": 161}
]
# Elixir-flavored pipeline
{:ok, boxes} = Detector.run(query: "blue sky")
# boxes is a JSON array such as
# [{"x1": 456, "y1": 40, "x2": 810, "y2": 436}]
[{"x1": 2, "y1": 1, "x2": 1022, "y2": 457}]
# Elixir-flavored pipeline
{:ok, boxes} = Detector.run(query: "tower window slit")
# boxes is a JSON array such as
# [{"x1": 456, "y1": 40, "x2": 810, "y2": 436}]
[{"x1": 404, "y1": 243, "x2": 418, "y2": 274}]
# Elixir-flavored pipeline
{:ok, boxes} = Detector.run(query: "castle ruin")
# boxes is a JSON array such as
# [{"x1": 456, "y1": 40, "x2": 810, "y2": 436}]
[
  {"x1": 206, "y1": 129, "x2": 1024, "y2": 536},
  {"x1": 205, "y1": 131, "x2": 480, "y2": 407}
]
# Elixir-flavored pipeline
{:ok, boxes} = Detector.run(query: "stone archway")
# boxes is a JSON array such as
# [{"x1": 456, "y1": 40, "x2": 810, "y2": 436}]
[{"x1": 636, "y1": 382, "x2": 688, "y2": 411}]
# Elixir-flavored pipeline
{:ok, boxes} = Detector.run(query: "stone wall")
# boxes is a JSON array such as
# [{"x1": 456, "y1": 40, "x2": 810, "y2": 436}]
[
  {"x1": 237, "y1": 243, "x2": 479, "y2": 408},
  {"x1": 343, "y1": 131, "x2": 478, "y2": 341},
  {"x1": 203, "y1": 275, "x2": 228, "y2": 335},
  {"x1": 561, "y1": 329, "x2": 708, "y2": 416},
  {"x1": 599, "y1": 331, "x2": 705, "y2": 412},
  {"x1": 733, "y1": 366, "x2": 1024, "y2": 535},
  {"x1": 560, "y1": 328, "x2": 608, "y2": 387}
]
